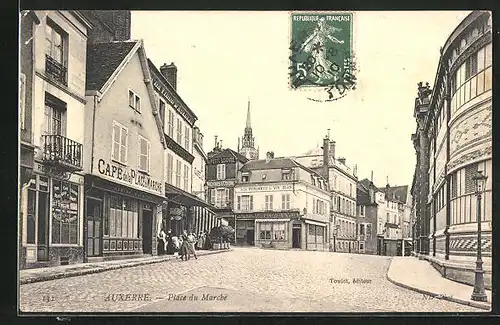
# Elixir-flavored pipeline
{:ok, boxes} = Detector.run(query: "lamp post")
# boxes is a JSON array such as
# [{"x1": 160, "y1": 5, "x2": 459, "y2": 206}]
[{"x1": 471, "y1": 169, "x2": 488, "y2": 302}]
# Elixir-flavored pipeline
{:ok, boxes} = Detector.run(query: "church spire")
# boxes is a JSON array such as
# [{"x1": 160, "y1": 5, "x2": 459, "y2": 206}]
[{"x1": 246, "y1": 98, "x2": 251, "y2": 129}]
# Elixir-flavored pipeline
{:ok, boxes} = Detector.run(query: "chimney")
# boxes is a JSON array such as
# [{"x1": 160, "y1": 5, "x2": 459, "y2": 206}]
[
  {"x1": 322, "y1": 136, "x2": 329, "y2": 183},
  {"x1": 329, "y1": 141, "x2": 336, "y2": 160},
  {"x1": 266, "y1": 151, "x2": 274, "y2": 163},
  {"x1": 160, "y1": 62, "x2": 178, "y2": 91},
  {"x1": 338, "y1": 157, "x2": 346, "y2": 165}
]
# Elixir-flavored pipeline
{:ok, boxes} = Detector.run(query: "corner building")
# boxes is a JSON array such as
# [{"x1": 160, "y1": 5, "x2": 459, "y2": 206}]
[
  {"x1": 83, "y1": 40, "x2": 166, "y2": 260},
  {"x1": 20, "y1": 11, "x2": 92, "y2": 268},
  {"x1": 234, "y1": 152, "x2": 330, "y2": 250},
  {"x1": 411, "y1": 11, "x2": 492, "y2": 288}
]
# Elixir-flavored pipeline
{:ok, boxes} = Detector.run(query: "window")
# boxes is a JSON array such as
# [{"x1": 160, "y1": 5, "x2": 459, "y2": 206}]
[
  {"x1": 451, "y1": 172, "x2": 457, "y2": 198},
  {"x1": 138, "y1": 136, "x2": 150, "y2": 173},
  {"x1": 282, "y1": 169, "x2": 291, "y2": 180},
  {"x1": 20, "y1": 73, "x2": 26, "y2": 130},
  {"x1": 108, "y1": 195, "x2": 138, "y2": 240},
  {"x1": 360, "y1": 206, "x2": 364, "y2": 216},
  {"x1": 386, "y1": 213, "x2": 390, "y2": 223},
  {"x1": 242, "y1": 175, "x2": 249, "y2": 182},
  {"x1": 311, "y1": 159, "x2": 317, "y2": 167},
  {"x1": 216, "y1": 189, "x2": 226, "y2": 208},
  {"x1": 185, "y1": 126, "x2": 190, "y2": 151},
  {"x1": 282, "y1": 194, "x2": 290, "y2": 210},
  {"x1": 464, "y1": 164, "x2": 477, "y2": 194},
  {"x1": 168, "y1": 110, "x2": 174, "y2": 137},
  {"x1": 241, "y1": 195, "x2": 253, "y2": 211},
  {"x1": 210, "y1": 189, "x2": 216, "y2": 205},
  {"x1": 183, "y1": 165, "x2": 189, "y2": 191},
  {"x1": 112, "y1": 121, "x2": 128, "y2": 164},
  {"x1": 359, "y1": 224, "x2": 365, "y2": 236},
  {"x1": 177, "y1": 118, "x2": 182, "y2": 144},
  {"x1": 45, "y1": 22, "x2": 65, "y2": 64},
  {"x1": 128, "y1": 90, "x2": 141, "y2": 112},
  {"x1": 237, "y1": 195, "x2": 241, "y2": 210},
  {"x1": 262, "y1": 174, "x2": 267, "y2": 180},
  {"x1": 51, "y1": 180, "x2": 79, "y2": 244},
  {"x1": 273, "y1": 223, "x2": 286, "y2": 240},
  {"x1": 166, "y1": 154, "x2": 173, "y2": 184},
  {"x1": 260, "y1": 223, "x2": 272, "y2": 240},
  {"x1": 216, "y1": 164, "x2": 226, "y2": 180},
  {"x1": 159, "y1": 99, "x2": 166, "y2": 127},
  {"x1": 175, "y1": 160, "x2": 181, "y2": 187},
  {"x1": 265, "y1": 195, "x2": 273, "y2": 210},
  {"x1": 349, "y1": 183, "x2": 352, "y2": 197}
]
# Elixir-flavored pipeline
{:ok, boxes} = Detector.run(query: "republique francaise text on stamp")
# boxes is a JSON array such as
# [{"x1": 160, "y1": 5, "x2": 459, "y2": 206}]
[{"x1": 289, "y1": 12, "x2": 357, "y2": 102}]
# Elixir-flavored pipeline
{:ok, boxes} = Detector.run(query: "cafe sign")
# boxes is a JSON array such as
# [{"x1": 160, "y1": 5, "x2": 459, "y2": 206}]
[
  {"x1": 97, "y1": 158, "x2": 163, "y2": 195},
  {"x1": 236, "y1": 184, "x2": 293, "y2": 193}
]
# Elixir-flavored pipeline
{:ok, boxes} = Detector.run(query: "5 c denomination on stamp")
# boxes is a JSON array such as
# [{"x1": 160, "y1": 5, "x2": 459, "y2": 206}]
[{"x1": 289, "y1": 12, "x2": 357, "y2": 102}]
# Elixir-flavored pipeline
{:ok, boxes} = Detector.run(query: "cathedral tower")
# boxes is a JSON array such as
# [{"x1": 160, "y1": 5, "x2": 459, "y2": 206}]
[{"x1": 238, "y1": 99, "x2": 259, "y2": 160}]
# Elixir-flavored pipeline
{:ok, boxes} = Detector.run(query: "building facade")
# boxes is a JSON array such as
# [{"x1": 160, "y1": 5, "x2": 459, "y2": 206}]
[
  {"x1": 294, "y1": 135, "x2": 358, "y2": 253},
  {"x1": 206, "y1": 146, "x2": 248, "y2": 237},
  {"x1": 148, "y1": 60, "x2": 217, "y2": 237},
  {"x1": 238, "y1": 100, "x2": 259, "y2": 161},
  {"x1": 234, "y1": 152, "x2": 331, "y2": 250},
  {"x1": 20, "y1": 11, "x2": 92, "y2": 268},
  {"x1": 83, "y1": 40, "x2": 166, "y2": 260},
  {"x1": 356, "y1": 179, "x2": 378, "y2": 255},
  {"x1": 411, "y1": 11, "x2": 492, "y2": 288}
]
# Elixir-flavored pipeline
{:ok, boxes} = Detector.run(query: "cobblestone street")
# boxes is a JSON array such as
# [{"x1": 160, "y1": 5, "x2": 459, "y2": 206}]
[{"x1": 20, "y1": 248, "x2": 482, "y2": 313}]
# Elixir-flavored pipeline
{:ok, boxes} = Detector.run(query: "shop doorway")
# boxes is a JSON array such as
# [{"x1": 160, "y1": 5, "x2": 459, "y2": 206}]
[
  {"x1": 86, "y1": 198, "x2": 103, "y2": 257},
  {"x1": 246, "y1": 229, "x2": 254, "y2": 245},
  {"x1": 292, "y1": 227, "x2": 301, "y2": 248},
  {"x1": 142, "y1": 209, "x2": 153, "y2": 254},
  {"x1": 37, "y1": 191, "x2": 49, "y2": 261}
]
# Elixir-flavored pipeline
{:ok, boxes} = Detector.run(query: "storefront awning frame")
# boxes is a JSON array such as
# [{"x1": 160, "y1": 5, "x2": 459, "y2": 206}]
[
  {"x1": 304, "y1": 219, "x2": 328, "y2": 227},
  {"x1": 164, "y1": 183, "x2": 217, "y2": 214}
]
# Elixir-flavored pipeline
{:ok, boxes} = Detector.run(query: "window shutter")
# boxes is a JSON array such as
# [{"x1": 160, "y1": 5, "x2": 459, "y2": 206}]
[
  {"x1": 137, "y1": 137, "x2": 141, "y2": 170},
  {"x1": 147, "y1": 141, "x2": 151, "y2": 172},
  {"x1": 210, "y1": 189, "x2": 215, "y2": 204},
  {"x1": 222, "y1": 164, "x2": 226, "y2": 179},
  {"x1": 250, "y1": 196, "x2": 253, "y2": 210},
  {"x1": 237, "y1": 196, "x2": 241, "y2": 210},
  {"x1": 123, "y1": 126, "x2": 128, "y2": 164},
  {"x1": 111, "y1": 122, "x2": 119, "y2": 161}
]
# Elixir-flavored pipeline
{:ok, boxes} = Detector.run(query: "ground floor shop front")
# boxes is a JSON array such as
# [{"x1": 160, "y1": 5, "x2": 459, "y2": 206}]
[
  {"x1": 235, "y1": 212, "x2": 328, "y2": 251},
  {"x1": 20, "y1": 162, "x2": 85, "y2": 268},
  {"x1": 84, "y1": 175, "x2": 164, "y2": 261}
]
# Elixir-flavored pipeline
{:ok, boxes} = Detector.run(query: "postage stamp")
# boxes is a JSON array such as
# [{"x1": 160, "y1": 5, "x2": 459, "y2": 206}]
[{"x1": 289, "y1": 12, "x2": 356, "y2": 102}]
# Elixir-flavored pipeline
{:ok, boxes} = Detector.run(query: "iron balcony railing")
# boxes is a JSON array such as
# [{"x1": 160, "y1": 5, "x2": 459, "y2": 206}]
[
  {"x1": 42, "y1": 134, "x2": 83, "y2": 171},
  {"x1": 45, "y1": 55, "x2": 67, "y2": 85}
]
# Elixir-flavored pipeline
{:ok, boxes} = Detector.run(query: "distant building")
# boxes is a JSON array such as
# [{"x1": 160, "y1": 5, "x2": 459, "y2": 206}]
[
  {"x1": 294, "y1": 134, "x2": 358, "y2": 253},
  {"x1": 356, "y1": 179, "x2": 378, "y2": 254},
  {"x1": 206, "y1": 144, "x2": 249, "y2": 235},
  {"x1": 234, "y1": 152, "x2": 330, "y2": 250},
  {"x1": 237, "y1": 100, "x2": 259, "y2": 161}
]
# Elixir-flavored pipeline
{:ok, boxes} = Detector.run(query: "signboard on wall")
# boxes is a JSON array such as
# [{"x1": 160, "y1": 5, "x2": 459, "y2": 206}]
[
  {"x1": 235, "y1": 184, "x2": 293, "y2": 193},
  {"x1": 207, "y1": 180, "x2": 236, "y2": 187},
  {"x1": 96, "y1": 158, "x2": 163, "y2": 196},
  {"x1": 209, "y1": 156, "x2": 235, "y2": 165}
]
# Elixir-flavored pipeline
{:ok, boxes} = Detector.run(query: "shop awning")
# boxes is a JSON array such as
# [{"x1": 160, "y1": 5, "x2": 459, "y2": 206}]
[
  {"x1": 164, "y1": 183, "x2": 217, "y2": 213},
  {"x1": 255, "y1": 219, "x2": 290, "y2": 222},
  {"x1": 304, "y1": 219, "x2": 327, "y2": 227}
]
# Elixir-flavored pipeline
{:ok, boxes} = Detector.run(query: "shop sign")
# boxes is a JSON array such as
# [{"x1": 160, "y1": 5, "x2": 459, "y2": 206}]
[
  {"x1": 97, "y1": 159, "x2": 163, "y2": 195},
  {"x1": 236, "y1": 184, "x2": 293, "y2": 193},
  {"x1": 236, "y1": 211, "x2": 299, "y2": 219},
  {"x1": 207, "y1": 180, "x2": 235, "y2": 187},
  {"x1": 209, "y1": 156, "x2": 235, "y2": 165},
  {"x1": 34, "y1": 161, "x2": 71, "y2": 180}
]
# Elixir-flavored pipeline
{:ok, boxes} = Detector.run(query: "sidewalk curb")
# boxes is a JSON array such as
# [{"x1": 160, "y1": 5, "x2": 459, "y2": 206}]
[
  {"x1": 386, "y1": 258, "x2": 490, "y2": 311},
  {"x1": 20, "y1": 249, "x2": 232, "y2": 285}
]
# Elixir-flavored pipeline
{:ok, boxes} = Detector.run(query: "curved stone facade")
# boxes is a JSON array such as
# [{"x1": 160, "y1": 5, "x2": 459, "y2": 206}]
[{"x1": 411, "y1": 11, "x2": 492, "y2": 288}]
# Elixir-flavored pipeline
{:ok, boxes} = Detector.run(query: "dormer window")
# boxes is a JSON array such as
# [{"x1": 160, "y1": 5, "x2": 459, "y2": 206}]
[
  {"x1": 242, "y1": 171, "x2": 250, "y2": 183},
  {"x1": 282, "y1": 169, "x2": 291, "y2": 180},
  {"x1": 262, "y1": 174, "x2": 267, "y2": 180}
]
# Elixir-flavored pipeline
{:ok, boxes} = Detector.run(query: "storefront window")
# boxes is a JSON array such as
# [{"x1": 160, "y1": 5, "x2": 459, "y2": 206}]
[
  {"x1": 108, "y1": 194, "x2": 139, "y2": 239},
  {"x1": 51, "y1": 180, "x2": 79, "y2": 244},
  {"x1": 273, "y1": 223, "x2": 286, "y2": 240},
  {"x1": 26, "y1": 189, "x2": 36, "y2": 244},
  {"x1": 259, "y1": 223, "x2": 271, "y2": 239}
]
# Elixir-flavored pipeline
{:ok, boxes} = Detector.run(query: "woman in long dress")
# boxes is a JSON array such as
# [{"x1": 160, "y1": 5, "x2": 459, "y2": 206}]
[
  {"x1": 180, "y1": 230, "x2": 190, "y2": 261},
  {"x1": 165, "y1": 230, "x2": 175, "y2": 255},
  {"x1": 158, "y1": 229, "x2": 166, "y2": 255},
  {"x1": 187, "y1": 232, "x2": 198, "y2": 259}
]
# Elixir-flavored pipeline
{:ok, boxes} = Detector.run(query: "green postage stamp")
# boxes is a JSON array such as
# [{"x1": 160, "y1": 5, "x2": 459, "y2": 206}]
[{"x1": 289, "y1": 12, "x2": 356, "y2": 101}]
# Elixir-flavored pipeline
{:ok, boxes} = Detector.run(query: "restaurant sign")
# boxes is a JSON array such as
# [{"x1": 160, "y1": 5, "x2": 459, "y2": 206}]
[
  {"x1": 236, "y1": 211, "x2": 300, "y2": 220},
  {"x1": 207, "y1": 180, "x2": 236, "y2": 187},
  {"x1": 236, "y1": 184, "x2": 293, "y2": 193},
  {"x1": 209, "y1": 156, "x2": 236, "y2": 165},
  {"x1": 97, "y1": 158, "x2": 163, "y2": 195}
]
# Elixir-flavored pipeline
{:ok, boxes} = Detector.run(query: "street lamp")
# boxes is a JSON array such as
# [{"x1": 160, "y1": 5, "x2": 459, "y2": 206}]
[{"x1": 471, "y1": 169, "x2": 488, "y2": 302}]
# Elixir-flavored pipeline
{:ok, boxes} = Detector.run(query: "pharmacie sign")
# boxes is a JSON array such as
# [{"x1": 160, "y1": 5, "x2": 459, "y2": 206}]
[{"x1": 97, "y1": 159, "x2": 163, "y2": 195}]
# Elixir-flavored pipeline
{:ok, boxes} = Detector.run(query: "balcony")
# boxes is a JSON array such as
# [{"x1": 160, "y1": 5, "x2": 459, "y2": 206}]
[
  {"x1": 45, "y1": 55, "x2": 67, "y2": 86},
  {"x1": 42, "y1": 135, "x2": 83, "y2": 171}
]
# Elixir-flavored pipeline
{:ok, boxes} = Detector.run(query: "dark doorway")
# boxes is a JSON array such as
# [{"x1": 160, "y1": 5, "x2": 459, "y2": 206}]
[
  {"x1": 86, "y1": 198, "x2": 102, "y2": 257},
  {"x1": 142, "y1": 209, "x2": 153, "y2": 254},
  {"x1": 292, "y1": 228, "x2": 301, "y2": 248},
  {"x1": 246, "y1": 229, "x2": 254, "y2": 245},
  {"x1": 37, "y1": 192, "x2": 49, "y2": 261}
]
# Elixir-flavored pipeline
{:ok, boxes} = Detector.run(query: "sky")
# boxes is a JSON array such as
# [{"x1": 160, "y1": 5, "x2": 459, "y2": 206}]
[{"x1": 131, "y1": 10, "x2": 471, "y2": 188}]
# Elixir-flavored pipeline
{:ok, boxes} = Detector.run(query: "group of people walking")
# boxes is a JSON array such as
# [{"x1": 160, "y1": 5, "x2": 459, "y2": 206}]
[{"x1": 158, "y1": 229, "x2": 212, "y2": 261}]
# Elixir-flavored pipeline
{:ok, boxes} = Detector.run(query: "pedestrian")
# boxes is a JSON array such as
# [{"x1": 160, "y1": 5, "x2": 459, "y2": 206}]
[
  {"x1": 204, "y1": 230, "x2": 212, "y2": 250},
  {"x1": 180, "y1": 230, "x2": 190, "y2": 261},
  {"x1": 158, "y1": 228, "x2": 167, "y2": 255},
  {"x1": 172, "y1": 235, "x2": 180, "y2": 259},
  {"x1": 187, "y1": 232, "x2": 198, "y2": 259},
  {"x1": 196, "y1": 232, "x2": 204, "y2": 250},
  {"x1": 165, "y1": 229, "x2": 175, "y2": 255}
]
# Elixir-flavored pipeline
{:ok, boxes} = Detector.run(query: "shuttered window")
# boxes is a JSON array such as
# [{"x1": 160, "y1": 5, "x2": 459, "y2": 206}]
[
  {"x1": 112, "y1": 121, "x2": 128, "y2": 164},
  {"x1": 138, "y1": 136, "x2": 150, "y2": 172}
]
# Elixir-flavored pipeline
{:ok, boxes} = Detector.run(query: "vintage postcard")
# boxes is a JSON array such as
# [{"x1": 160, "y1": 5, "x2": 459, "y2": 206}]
[{"x1": 18, "y1": 10, "x2": 492, "y2": 314}]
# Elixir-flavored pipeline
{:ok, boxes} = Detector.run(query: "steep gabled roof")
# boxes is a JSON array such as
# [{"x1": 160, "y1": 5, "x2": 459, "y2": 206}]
[
  {"x1": 210, "y1": 148, "x2": 248, "y2": 164},
  {"x1": 86, "y1": 41, "x2": 137, "y2": 91}
]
